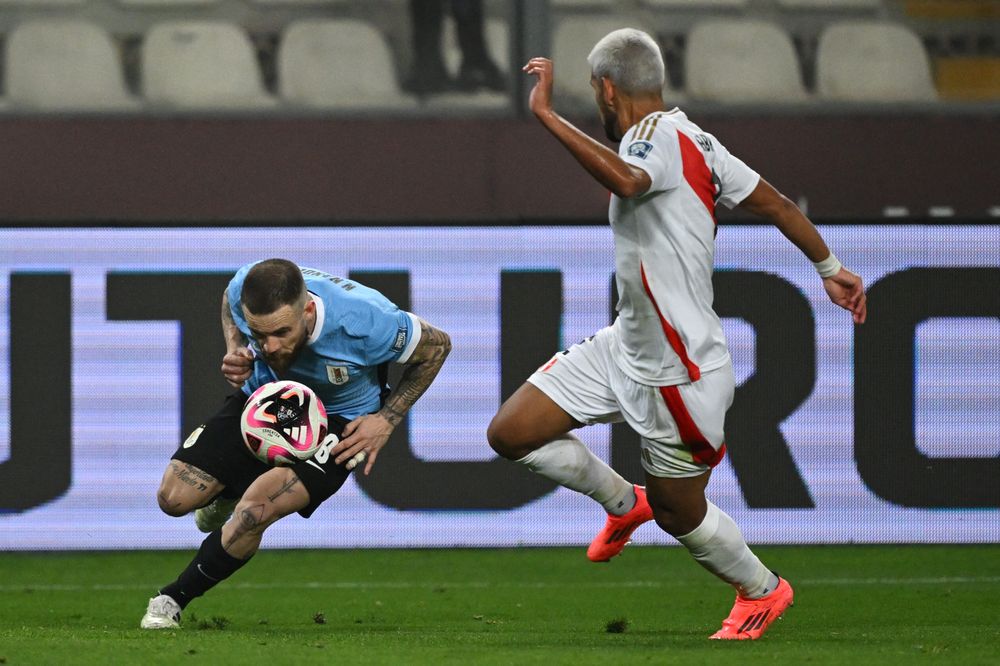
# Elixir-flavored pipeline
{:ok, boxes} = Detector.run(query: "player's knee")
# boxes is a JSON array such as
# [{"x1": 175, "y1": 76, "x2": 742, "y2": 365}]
[
  {"x1": 156, "y1": 485, "x2": 193, "y2": 517},
  {"x1": 486, "y1": 416, "x2": 524, "y2": 460},
  {"x1": 648, "y1": 498, "x2": 704, "y2": 537}
]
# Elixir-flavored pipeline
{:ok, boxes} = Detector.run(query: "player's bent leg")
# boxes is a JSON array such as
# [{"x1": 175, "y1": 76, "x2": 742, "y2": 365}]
[
  {"x1": 490, "y1": 383, "x2": 641, "y2": 557},
  {"x1": 142, "y1": 467, "x2": 310, "y2": 628},
  {"x1": 646, "y1": 472, "x2": 789, "y2": 640},
  {"x1": 220, "y1": 466, "x2": 310, "y2": 559},
  {"x1": 156, "y1": 460, "x2": 225, "y2": 517},
  {"x1": 487, "y1": 382, "x2": 580, "y2": 460}
]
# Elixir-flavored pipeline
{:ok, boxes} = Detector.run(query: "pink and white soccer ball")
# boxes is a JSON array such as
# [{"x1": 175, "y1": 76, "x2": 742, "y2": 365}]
[{"x1": 240, "y1": 380, "x2": 328, "y2": 466}]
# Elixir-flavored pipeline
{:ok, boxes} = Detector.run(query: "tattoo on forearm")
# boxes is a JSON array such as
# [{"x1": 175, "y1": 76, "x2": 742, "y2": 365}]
[
  {"x1": 169, "y1": 461, "x2": 216, "y2": 492},
  {"x1": 267, "y1": 477, "x2": 301, "y2": 502},
  {"x1": 379, "y1": 321, "x2": 451, "y2": 427}
]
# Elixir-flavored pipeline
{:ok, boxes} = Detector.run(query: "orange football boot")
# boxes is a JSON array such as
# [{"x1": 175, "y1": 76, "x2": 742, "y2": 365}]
[
  {"x1": 710, "y1": 576, "x2": 794, "y2": 640},
  {"x1": 586, "y1": 485, "x2": 654, "y2": 562}
]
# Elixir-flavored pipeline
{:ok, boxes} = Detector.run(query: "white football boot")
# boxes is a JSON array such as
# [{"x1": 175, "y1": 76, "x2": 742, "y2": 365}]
[
  {"x1": 194, "y1": 497, "x2": 238, "y2": 533},
  {"x1": 140, "y1": 594, "x2": 181, "y2": 629}
]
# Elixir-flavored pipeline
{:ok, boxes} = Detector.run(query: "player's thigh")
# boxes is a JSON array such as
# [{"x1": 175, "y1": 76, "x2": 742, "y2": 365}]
[
  {"x1": 489, "y1": 329, "x2": 622, "y2": 455},
  {"x1": 164, "y1": 391, "x2": 271, "y2": 512},
  {"x1": 488, "y1": 382, "x2": 580, "y2": 454}
]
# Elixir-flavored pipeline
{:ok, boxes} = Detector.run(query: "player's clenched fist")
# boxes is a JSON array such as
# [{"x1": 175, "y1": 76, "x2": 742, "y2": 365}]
[{"x1": 221, "y1": 347, "x2": 254, "y2": 387}]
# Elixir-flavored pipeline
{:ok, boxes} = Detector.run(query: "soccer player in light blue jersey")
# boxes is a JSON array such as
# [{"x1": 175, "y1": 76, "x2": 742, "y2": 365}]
[{"x1": 141, "y1": 258, "x2": 451, "y2": 629}]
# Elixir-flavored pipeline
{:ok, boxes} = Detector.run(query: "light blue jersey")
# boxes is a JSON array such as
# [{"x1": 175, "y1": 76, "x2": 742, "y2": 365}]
[{"x1": 228, "y1": 263, "x2": 421, "y2": 420}]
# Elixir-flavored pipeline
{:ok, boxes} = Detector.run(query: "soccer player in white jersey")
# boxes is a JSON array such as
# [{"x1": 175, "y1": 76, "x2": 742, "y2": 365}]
[
  {"x1": 140, "y1": 258, "x2": 451, "y2": 629},
  {"x1": 487, "y1": 29, "x2": 866, "y2": 640}
]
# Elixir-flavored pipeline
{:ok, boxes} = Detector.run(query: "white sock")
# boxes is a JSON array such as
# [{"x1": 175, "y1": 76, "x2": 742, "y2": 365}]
[
  {"x1": 675, "y1": 501, "x2": 779, "y2": 599},
  {"x1": 516, "y1": 435, "x2": 635, "y2": 515}
]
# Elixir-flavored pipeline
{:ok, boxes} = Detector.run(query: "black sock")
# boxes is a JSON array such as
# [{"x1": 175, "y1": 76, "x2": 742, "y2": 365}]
[{"x1": 160, "y1": 530, "x2": 251, "y2": 610}]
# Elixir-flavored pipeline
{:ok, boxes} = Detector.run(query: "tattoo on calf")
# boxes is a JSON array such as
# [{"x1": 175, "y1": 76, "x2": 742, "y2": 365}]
[{"x1": 224, "y1": 503, "x2": 267, "y2": 549}]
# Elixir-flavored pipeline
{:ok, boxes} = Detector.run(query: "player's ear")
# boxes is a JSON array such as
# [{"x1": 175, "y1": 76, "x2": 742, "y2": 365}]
[{"x1": 601, "y1": 77, "x2": 616, "y2": 107}]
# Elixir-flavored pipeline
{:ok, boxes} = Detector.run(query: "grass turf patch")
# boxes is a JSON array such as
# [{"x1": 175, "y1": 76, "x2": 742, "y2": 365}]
[{"x1": 0, "y1": 545, "x2": 997, "y2": 664}]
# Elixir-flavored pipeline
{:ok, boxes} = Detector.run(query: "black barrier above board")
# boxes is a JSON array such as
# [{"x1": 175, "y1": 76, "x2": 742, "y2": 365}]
[{"x1": 0, "y1": 224, "x2": 997, "y2": 549}]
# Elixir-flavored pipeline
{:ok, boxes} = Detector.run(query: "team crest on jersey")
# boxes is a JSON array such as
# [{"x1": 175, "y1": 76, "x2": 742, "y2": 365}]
[
  {"x1": 627, "y1": 140, "x2": 653, "y2": 159},
  {"x1": 326, "y1": 365, "x2": 350, "y2": 385}
]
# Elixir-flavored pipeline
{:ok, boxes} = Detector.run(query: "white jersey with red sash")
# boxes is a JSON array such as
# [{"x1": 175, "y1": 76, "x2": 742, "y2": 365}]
[{"x1": 609, "y1": 108, "x2": 760, "y2": 386}]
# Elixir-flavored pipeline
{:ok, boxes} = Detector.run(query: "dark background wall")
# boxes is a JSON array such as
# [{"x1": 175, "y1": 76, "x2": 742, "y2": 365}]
[{"x1": 1, "y1": 112, "x2": 997, "y2": 224}]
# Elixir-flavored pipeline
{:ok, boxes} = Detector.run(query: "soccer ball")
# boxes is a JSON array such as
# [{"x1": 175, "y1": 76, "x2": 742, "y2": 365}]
[{"x1": 240, "y1": 380, "x2": 328, "y2": 466}]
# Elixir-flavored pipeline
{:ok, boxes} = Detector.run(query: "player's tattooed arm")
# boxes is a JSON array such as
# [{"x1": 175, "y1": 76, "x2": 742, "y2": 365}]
[
  {"x1": 378, "y1": 318, "x2": 452, "y2": 427},
  {"x1": 221, "y1": 289, "x2": 255, "y2": 387},
  {"x1": 221, "y1": 289, "x2": 247, "y2": 354},
  {"x1": 332, "y1": 318, "x2": 450, "y2": 474}
]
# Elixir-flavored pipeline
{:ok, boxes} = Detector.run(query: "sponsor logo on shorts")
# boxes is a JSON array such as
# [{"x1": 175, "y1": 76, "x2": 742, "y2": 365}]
[
  {"x1": 326, "y1": 365, "x2": 350, "y2": 385},
  {"x1": 182, "y1": 425, "x2": 205, "y2": 449}
]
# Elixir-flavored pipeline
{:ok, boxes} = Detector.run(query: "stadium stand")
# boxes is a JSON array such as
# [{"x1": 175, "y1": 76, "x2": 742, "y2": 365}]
[
  {"x1": 0, "y1": 0, "x2": 995, "y2": 110},
  {"x1": 816, "y1": 21, "x2": 936, "y2": 101},
  {"x1": 142, "y1": 20, "x2": 277, "y2": 109},
  {"x1": 5, "y1": 19, "x2": 139, "y2": 110},
  {"x1": 685, "y1": 19, "x2": 809, "y2": 102},
  {"x1": 278, "y1": 18, "x2": 418, "y2": 109}
]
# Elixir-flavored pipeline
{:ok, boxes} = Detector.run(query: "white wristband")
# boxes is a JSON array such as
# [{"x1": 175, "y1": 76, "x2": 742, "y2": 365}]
[{"x1": 813, "y1": 252, "x2": 842, "y2": 278}]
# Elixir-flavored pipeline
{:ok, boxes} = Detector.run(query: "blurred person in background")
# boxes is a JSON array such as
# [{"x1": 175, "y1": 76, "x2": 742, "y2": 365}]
[{"x1": 402, "y1": 0, "x2": 506, "y2": 95}]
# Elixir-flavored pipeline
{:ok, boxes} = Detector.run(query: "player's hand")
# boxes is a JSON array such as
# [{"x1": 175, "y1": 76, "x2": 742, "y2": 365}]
[
  {"x1": 823, "y1": 267, "x2": 867, "y2": 324},
  {"x1": 331, "y1": 413, "x2": 394, "y2": 476},
  {"x1": 221, "y1": 347, "x2": 254, "y2": 387},
  {"x1": 523, "y1": 57, "x2": 555, "y2": 118}
]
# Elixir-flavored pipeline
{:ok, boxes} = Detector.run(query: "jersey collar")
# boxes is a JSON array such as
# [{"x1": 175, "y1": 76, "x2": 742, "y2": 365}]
[{"x1": 307, "y1": 292, "x2": 324, "y2": 345}]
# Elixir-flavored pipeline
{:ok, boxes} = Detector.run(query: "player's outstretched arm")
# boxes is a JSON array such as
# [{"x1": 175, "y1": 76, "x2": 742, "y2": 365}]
[
  {"x1": 332, "y1": 318, "x2": 452, "y2": 475},
  {"x1": 523, "y1": 57, "x2": 650, "y2": 198},
  {"x1": 739, "y1": 178, "x2": 867, "y2": 324},
  {"x1": 220, "y1": 290, "x2": 254, "y2": 387}
]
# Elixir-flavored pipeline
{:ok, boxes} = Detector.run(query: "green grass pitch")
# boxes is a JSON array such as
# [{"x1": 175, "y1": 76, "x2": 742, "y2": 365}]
[{"x1": 1, "y1": 545, "x2": 997, "y2": 664}]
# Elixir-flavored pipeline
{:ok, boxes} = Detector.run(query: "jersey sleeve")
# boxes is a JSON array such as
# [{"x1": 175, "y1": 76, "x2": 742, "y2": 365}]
[
  {"x1": 620, "y1": 118, "x2": 683, "y2": 195},
  {"x1": 710, "y1": 136, "x2": 761, "y2": 209},
  {"x1": 359, "y1": 305, "x2": 422, "y2": 366}
]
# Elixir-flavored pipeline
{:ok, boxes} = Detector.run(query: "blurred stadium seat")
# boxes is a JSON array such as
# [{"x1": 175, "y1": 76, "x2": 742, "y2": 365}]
[
  {"x1": 776, "y1": 0, "x2": 882, "y2": 9},
  {"x1": 685, "y1": 19, "x2": 809, "y2": 103},
  {"x1": 5, "y1": 20, "x2": 139, "y2": 111},
  {"x1": 142, "y1": 21, "x2": 277, "y2": 109},
  {"x1": 278, "y1": 19, "x2": 418, "y2": 109},
  {"x1": 639, "y1": 0, "x2": 748, "y2": 8},
  {"x1": 816, "y1": 21, "x2": 936, "y2": 102},
  {"x1": 116, "y1": 0, "x2": 220, "y2": 6}
]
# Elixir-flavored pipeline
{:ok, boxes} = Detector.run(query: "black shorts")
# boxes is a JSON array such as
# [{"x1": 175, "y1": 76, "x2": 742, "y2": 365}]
[{"x1": 172, "y1": 390, "x2": 353, "y2": 518}]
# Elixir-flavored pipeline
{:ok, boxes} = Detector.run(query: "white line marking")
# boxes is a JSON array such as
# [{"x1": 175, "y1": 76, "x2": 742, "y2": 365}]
[{"x1": 3, "y1": 576, "x2": 999, "y2": 593}]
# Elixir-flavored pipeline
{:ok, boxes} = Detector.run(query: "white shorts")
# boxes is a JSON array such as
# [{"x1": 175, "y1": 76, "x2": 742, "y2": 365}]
[{"x1": 528, "y1": 326, "x2": 735, "y2": 478}]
